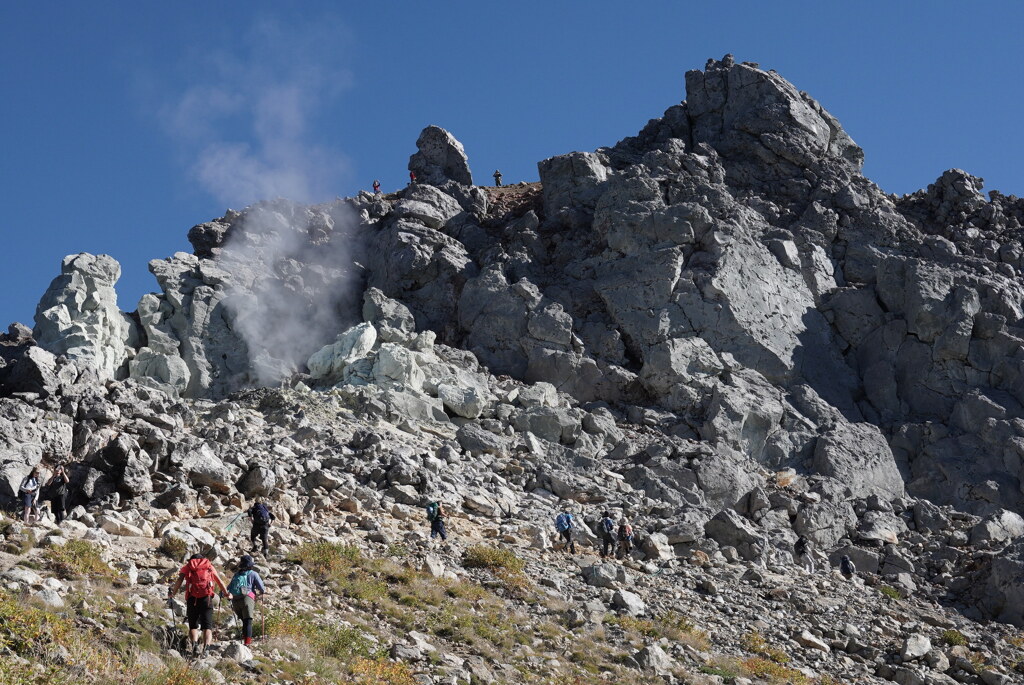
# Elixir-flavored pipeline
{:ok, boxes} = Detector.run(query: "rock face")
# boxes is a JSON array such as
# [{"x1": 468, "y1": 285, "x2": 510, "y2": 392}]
[
  {"x1": 6, "y1": 55, "x2": 1024, "y2": 645},
  {"x1": 34, "y1": 253, "x2": 133, "y2": 381}
]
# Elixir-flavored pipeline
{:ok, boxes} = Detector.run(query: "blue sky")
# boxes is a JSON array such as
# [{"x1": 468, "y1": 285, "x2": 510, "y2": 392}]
[{"x1": 2, "y1": 2, "x2": 1022, "y2": 326}]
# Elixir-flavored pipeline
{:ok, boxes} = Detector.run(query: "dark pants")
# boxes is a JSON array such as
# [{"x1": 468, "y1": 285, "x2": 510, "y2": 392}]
[
  {"x1": 52, "y1": 492, "x2": 68, "y2": 523},
  {"x1": 251, "y1": 524, "x2": 270, "y2": 553},
  {"x1": 186, "y1": 595, "x2": 214, "y2": 631},
  {"x1": 560, "y1": 529, "x2": 576, "y2": 554},
  {"x1": 601, "y1": 534, "x2": 615, "y2": 558},
  {"x1": 430, "y1": 518, "x2": 447, "y2": 540}
]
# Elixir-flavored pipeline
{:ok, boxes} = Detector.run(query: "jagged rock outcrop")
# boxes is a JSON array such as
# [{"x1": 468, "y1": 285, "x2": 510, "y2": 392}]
[
  {"x1": 33, "y1": 253, "x2": 134, "y2": 381},
  {"x1": 6, "y1": 56, "x2": 1024, "y2": 654}
]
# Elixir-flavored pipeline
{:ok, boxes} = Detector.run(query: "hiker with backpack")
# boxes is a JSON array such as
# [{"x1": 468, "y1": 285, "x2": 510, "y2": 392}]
[
  {"x1": 248, "y1": 498, "x2": 275, "y2": 556},
  {"x1": 599, "y1": 511, "x2": 616, "y2": 559},
  {"x1": 426, "y1": 500, "x2": 447, "y2": 542},
  {"x1": 554, "y1": 510, "x2": 577, "y2": 554},
  {"x1": 167, "y1": 554, "x2": 232, "y2": 658},
  {"x1": 19, "y1": 468, "x2": 40, "y2": 523},
  {"x1": 839, "y1": 554, "x2": 857, "y2": 580},
  {"x1": 372, "y1": 179, "x2": 381, "y2": 194},
  {"x1": 617, "y1": 517, "x2": 634, "y2": 558},
  {"x1": 227, "y1": 554, "x2": 266, "y2": 646},
  {"x1": 794, "y1": 535, "x2": 814, "y2": 574}
]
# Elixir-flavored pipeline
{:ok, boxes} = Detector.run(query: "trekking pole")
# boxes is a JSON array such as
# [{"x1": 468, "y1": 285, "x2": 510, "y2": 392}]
[{"x1": 260, "y1": 594, "x2": 266, "y2": 641}]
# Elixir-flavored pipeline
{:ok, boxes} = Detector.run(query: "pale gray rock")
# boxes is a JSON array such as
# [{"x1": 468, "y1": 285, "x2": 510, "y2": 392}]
[
  {"x1": 901, "y1": 634, "x2": 931, "y2": 662},
  {"x1": 408, "y1": 125, "x2": 473, "y2": 186},
  {"x1": 635, "y1": 643, "x2": 674, "y2": 675},
  {"x1": 811, "y1": 422, "x2": 905, "y2": 500},
  {"x1": 612, "y1": 589, "x2": 647, "y2": 616},
  {"x1": 34, "y1": 253, "x2": 132, "y2": 381},
  {"x1": 704, "y1": 509, "x2": 761, "y2": 561},
  {"x1": 308, "y1": 324, "x2": 377, "y2": 383},
  {"x1": 970, "y1": 510, "x2": 1024, "y2": 547},
  {"x1": 0, "y1": 399, "x2": 73, "y2": 499}
]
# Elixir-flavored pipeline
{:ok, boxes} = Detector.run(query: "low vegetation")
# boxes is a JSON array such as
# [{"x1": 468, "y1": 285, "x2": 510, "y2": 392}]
[
  {"x1": 44, "y1": 540, "x2": 114, "y2": 580},
  {"x1": 941, "y1": 629, "x2": 969, "y2": 646}
]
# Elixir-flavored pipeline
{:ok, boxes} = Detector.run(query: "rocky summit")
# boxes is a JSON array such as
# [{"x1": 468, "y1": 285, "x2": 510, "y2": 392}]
[{"x1": 1, "y1": 55, "x2": 1023, "y2": 685}]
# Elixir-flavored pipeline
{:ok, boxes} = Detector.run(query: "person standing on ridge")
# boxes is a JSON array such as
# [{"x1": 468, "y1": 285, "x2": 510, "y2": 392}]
[
  {"x1": 555, "y1": 510, "x2": 577, "y2": 554},
  {"x1": 19, "y1": 468, "x2": 40, "y2": 523},
  {"x1": 168, "y1": 554, "x2": 232, "y2": 658},
  {"x1": 46, "y1": 463, "x2": 70, "y2": 524},
  {"x1": 599, "y1": 510, "x2": 616, "y2": 559},
  {"x1": 248, "y1": 498, "x2": 275, "y2": 557},
  {"x1": 227, "y1": 554, "x2": 266, "y2": 646},
  {"x1": 372, "y1": 179, "x2": 381, "y2": 194},
  {"x1": 409, "y1": 170, "x2": 417, "y2": 185},
  {"x1": 426, "y1": 500, "x2": 448, "y2": 543},
  {"x1": 493, "y1": 169, "x2": 502, "y2": 186}
]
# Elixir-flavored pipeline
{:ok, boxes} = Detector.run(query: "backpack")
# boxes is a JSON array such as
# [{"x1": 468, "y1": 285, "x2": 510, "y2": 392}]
[
  {"x1": 227, "y1": 570, "x2": 253, "y2": 598},
  {"x1": 555, "y1": 513, "x2": 572, "y2": 532},
  {"x1": 618, "y1": 523, "x2": 633, "y2": 540},
  {"x1": 252, "y1": 503, "x2": 271, "y2": 525},
  {"x1": 840, "y1": 557, "x2": 856, "y2": 576},
  {"x1": 183, "y1": 558, "x2": 216, "y2": 599},
  {"x1": 602, "y1": 517, "x2": 615, "y2": 535},
  {"x1": 426, "y1": 502, "x2": 440, "y2": 522}
]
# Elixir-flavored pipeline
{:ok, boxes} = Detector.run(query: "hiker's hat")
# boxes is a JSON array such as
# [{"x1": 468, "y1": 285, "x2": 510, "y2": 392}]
[{"x1": 239, "y1": 554, "x2": 255, "y2": 570}]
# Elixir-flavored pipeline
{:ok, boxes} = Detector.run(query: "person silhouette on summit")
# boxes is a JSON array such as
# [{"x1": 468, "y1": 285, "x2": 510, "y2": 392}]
[
  {"x1": 372, "y1": 179, "x2": 381, "y2": 194},
  {"x1": 409, "y1": 170, "x2": 417, "y2": 185},
  {"x1": 493, "y1": 169, "x2": 503, "y2": 186}
]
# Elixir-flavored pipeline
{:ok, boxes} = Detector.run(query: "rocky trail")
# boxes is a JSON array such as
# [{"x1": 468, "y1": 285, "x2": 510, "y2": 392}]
[{"x1": 1, "y1": 54, "x2": 1024, "y2": 684}]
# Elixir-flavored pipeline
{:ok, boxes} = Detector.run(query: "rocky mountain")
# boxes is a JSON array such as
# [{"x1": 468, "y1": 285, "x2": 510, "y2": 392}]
[{"x1": 0, "y1": 55, "x2": 1023, "y2": 684}]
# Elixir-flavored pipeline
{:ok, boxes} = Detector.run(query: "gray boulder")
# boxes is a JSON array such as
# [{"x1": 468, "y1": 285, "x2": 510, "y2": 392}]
[
  {"x1": 408, "y1": 125, "x2": 473, "y2": 186},
  {"x1": 34, "y1": 253, "x2": 132, "y2": 381},
  {"x1": 970, "y1": 510, "x2": 1024, "y2": 548}
]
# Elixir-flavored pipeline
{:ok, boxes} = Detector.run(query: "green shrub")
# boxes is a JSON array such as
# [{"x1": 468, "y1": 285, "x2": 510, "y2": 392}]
[
  {"x1": 740, "y1": 656, "x2": 808, "y2": 683},
  {"x1": 941, "y1": 629, "x2": 969, "y2": 646},
  {"x1": 879, "y1": 585, "x2": 901, "y2": 601},
  {"x1": 463, "y1": 545, "x2": 526, "y2": 573},
  {"x1": 157, "y1": 535, "x2": 188, "y2": 561},
  {"x1": 288, "y1": 541, "x2": 361, "y2": 579},
  {"x1": 44, "y1": 540, "x2": 113, "y2": 580}
]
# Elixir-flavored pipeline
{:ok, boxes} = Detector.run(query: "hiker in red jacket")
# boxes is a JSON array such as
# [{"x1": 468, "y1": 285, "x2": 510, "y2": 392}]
[
  {"x1": 409, "y1": 170, "x2": 416, "y2": 185},
  {"x1": 168, "y1": 554, "x2": 232, "y2": 657},
  {"x1": 372, "y1": 179, "x2": 381, "y2": 194}
]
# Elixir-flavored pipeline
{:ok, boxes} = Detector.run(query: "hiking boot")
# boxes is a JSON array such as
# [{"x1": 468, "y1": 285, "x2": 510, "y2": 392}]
[{"x1": 244, "y1": 637, "x2": 253, "y2": 646}]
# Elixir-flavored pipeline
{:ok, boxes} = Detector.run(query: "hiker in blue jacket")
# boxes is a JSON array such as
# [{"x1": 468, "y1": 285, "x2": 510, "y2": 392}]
[
  {"x1": 248, "y1": 498, "x2": 275, "y2": 556},
  {"x1": 555, "y1": 510, "x2": 577, "y2": 554},
  {"x1": 227, "y1": 554, "x2": 266, "y2": 646}
]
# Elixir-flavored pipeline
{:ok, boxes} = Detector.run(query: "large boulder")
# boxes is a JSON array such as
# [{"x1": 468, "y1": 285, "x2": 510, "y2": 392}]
[
  {"x1": 34, "y1": 253, "x2": 133, "y2": 381},
  {"x1": 0, "y1": 399, "x2": 73, "y2": 500},
  {"x1": 408, "y1": 125, "x2": 473, "y2": 186},
  {"x1": 975, "y1": 538, "x2": 1024, "y2": 627},
  {"x1": 811, "y1": 423, "x2": 906, "y2": 500}
]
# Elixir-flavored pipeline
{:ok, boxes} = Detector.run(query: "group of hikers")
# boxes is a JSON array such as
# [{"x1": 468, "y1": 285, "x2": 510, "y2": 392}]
[
  {"x1": 372, "y1": 168, "x2": 506, "y2": 195},
  {"x1": 554, "y1": 509, "x2": 634, "y2": 559},
  {"x1": 17, "y1": 464, "x2": 70, "y2": 524},
  {"x1": 166, "y1": 499, "x2": 276, "y2": 657}
]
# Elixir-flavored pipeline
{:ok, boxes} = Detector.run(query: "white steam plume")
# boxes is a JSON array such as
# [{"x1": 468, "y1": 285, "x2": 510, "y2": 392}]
[
  {"x1": 156, "y1": 15, "x2": 367, "y2": 387},
  {"x1": 159, "y1": 15, "x2": 353, "y2": 207}
]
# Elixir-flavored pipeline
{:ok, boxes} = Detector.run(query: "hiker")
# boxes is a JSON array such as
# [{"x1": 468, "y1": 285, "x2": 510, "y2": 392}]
[
  {"x1": 248, "y1": 498, "x2": 275, "y2": 556},
  {"x1": 617, "y1": 517, "x2": 634, "y2": 558},
  {"x1": 426, "y1": 500, "x2": 447, "y2": 542},
  {"x1": 794, "y1": 535, "x2": 814, "y2": 574},
  {"x1": 839, "y1": 554, "x2": 857, "y2": 580},
  {"x1": 554, "y1": 510, "x2": 577, "y2": 554},
  {"x1": 372, "y1": 179, "x2": 381, "y2": 194},
  {"x1": 46, "y1": 463, "x2": 70, "y2": 524},
  {"x1": 19, "y1": 468, "x2": 40, "y2": 523},
  {"x1": 493, "y1": 169, "x2": 502, "y2": 186},
  {"x1": 227, "y1": 554, "x2": 266, "y2": 646},
  {"x1": 599, "y1": 510, "x2": 616, "y2": 559},
  {"x1": 409, "y1": 170, "x2": 417, "y2": 185},
  {"x1": 167, "y1": 554, "x2": 232, "y2": 658}
]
